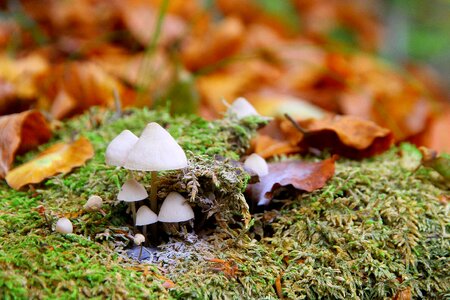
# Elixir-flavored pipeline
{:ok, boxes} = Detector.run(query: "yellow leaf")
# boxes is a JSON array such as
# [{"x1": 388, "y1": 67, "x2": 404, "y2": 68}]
[{"x1": 6, "y1": 137, "x2": 94, "y2": 190}]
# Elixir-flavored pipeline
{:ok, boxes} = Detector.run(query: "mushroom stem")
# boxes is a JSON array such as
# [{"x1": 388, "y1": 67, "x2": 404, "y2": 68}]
[
  {"x1": 143, "y1": 224, "x2": 150, "y2": 246},
  {"x1": 138, "y1": 244, "x2": 143, "y2": 260},
  {"x1": 150, "y1": 171, "x2": 158, "y2": 212},
  {"x1": 149, "y1": 171, "x2": 159, "y2": 244},
  {"x1": 130, "y1": 202, "x2": 137, "y2": 227}
]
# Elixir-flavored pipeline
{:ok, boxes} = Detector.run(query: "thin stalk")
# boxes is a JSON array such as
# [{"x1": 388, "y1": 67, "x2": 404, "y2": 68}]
[
  {"x1": 138, "y1": 244, "x2": 143, "y2": 260},
  {"x1": 150, "y1": 171, "x2": 159, "y2": 244},
  {"x1": 130, "y1": 202, "x2": 137, "y2": 228}
]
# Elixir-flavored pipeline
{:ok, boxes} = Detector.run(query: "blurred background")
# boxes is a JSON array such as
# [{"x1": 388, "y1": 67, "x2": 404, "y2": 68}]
[{"x1": 0, "y1": 0, "x2": 449, "y2": 151}]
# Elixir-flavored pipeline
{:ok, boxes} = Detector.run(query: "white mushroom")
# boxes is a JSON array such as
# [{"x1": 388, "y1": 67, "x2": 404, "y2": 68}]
[
  {"x1": 134, "y1": 233, "x2": 146, "y2": 260},
  {"x1": 136, "y1": 205, "x2": 158, "y2": 239},
  {"x1": 118, "y1": 179, "x2": 148, "y2": 224},
  {"x1": 227, "y1": 97, "x2": 260, "y2": 120},
  {"x1": 134, "y1": 233, "x2": 146, "y2": 245},
  {"x1": 105, "y1": 130, "x2": 138, "y2": 167},
  {"x1": 55, "y1": 218, "x2": 73, "y2": 234},
  {"x1": 158, "y1": 192, "x2": 194, "y2": 223},
  {"x1": 244, "y1": 153, "x2": 269, "y2": 177},
  {"x1": 84, "y1": 195, "x2": 103, "y2": 212},
  {"x1": 124, "y1": 122, "x2": 187, "y2": 214}
]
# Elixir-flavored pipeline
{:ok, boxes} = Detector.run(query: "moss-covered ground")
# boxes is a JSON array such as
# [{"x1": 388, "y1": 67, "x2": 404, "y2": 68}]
[{"x1": 0, "y1": 108, "x2": 448, "y2": 299}]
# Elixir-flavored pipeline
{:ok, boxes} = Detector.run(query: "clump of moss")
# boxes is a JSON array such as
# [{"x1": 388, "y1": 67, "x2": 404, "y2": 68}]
[{"x1": 1, "y1": 108, "x2": 448, "y2": 299}]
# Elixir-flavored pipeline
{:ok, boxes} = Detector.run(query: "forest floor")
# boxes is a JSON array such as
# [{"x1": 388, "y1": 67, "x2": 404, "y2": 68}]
[{"x1": 0, "y1": 108, "x2": 448, "y2": 299}]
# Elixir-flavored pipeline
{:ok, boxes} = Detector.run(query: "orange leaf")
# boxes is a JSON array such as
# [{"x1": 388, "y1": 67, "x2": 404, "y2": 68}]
[
  {"x1": 298, "y1": 115, "x2": 394, "y2": 158},
  {"x1": 275, "y1": 273, "x2": 284, "y2": 299},
  {"x1": 248, "y1": 156, "x2": 337, "y2": 206},
  {"x1": 0, "y1": 110, "x2": 51, "y2": 178},
  {"x1": 6, "y1": 137, "x2": 94, "y2": 190}
]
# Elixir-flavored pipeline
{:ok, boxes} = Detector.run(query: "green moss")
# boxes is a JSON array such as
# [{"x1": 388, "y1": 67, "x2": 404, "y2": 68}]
[{"x1": 0, "y1": 108, "x2": 448, "y2": 299}]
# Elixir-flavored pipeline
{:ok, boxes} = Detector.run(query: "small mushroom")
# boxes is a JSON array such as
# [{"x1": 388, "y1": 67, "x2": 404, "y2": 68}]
[
  {"x1": 227, "y1": 97, "x2": 260, "y2": 120},
  {"x1": 133, "y1": 233, "x2": 145, "y2": 260},
  {"x1": 158, "y1": 192, "x2": 194, "y2": 223},
  {"x1": 135, "y1": 205, "x2": 157, "y2": 240},
  {"x1": 55, "y1": 218, "x2": 73, "y2": 234},
  {"x1": 118, "y1": 179, "x2": 148, "y2": 225},
  {"x1": 244, "y1": 153, "x2": 269, "y2": 177},
  {"x1": 84, "y1": 195, "x2": 103, "y2": 211},
  {"x1": 105, "y1": 130, "x2": 138, "y2": 167}
]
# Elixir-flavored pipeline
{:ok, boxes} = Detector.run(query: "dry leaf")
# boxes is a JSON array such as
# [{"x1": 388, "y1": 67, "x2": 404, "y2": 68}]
[
  {"x1": 118, "y1": 0, "x2": 186, "y2": 47},
  {"x1": 252, "y1": 119, "x2": 302, "y2": 159},
  {"x1": 6, "y1": 137, "x2": 94, "y2": 190},
  {"x1": 182, "y1": 17, "x2": 245, "y2": 71},
  {"x1": 38, "y1": 62, "x2": 133, "y2": 119},
  {"x1": 248, "y1": 156, "x2": 337, "y2": 206},
  {"x1": 298, "y1": 115, "x2": 394, "y2": 158},
  {"x1": 0, "y1": 110, "x2": 51, "y2": 178}
]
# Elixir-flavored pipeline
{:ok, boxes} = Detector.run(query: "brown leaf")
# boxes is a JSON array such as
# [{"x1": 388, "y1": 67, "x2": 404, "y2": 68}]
[
  {"x1": 6, "y1": 137, "x2": 94, "y2": 190},
  {"x1": 298, "y1": 115, "x2": 394, "y2": 158},
  {"x1": 252, "y1": 119, "x2": 302, "y2": 159},
  {"x1": 248, "y1": 156, "x2": 337, "y2": 206},
  {"x1": 117, "y1": 0, "x2": 186, "y2": 47},
  {"x1": 393, "y1": 287, "x2": 411, "y2": 300},
  {"x1": 0, "y1": 110, "x2": 51, "y2": 178},
  {"x1": 182, "y1": 17, "x2": 245, "y2": 71},
  {"x1": 39, "y1": 62, "x2": 133, "y2": 119}
]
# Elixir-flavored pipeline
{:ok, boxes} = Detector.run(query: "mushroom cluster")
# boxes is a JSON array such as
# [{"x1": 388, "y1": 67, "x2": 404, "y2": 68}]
[
  {"x1": 106, "y1": 122, "x2": 195, "y2": 244},
  {"x1": 104, "y1": 97, "x2": 264, "y2": 248}
]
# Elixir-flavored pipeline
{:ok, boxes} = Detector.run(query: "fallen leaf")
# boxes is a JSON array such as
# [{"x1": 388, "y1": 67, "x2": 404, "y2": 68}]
[
  {"x1": 0, "y1": 110, "x2": 51, "y2": 178},
  {"x1": 275, "y1": 272, "x2": 284, "y2": 299},
  {"x1": 6, "y1": 137, "x2": 94, "y2": 190},
  {"x1": 419, "y1": 147, "x2": 450, "y2": 181},
  {"x1": 252, "y1": 119, "x2": 302, "y2": 159},
  {"x1": 117, "y1": 0, "x2": 186, "y2": 47},
  {"x1": 294, "y1": 115, "x2": 394, "y2": 158},
  {"x1": 393, "y1": 287, "x2": 412, "y2": 300},
  {"x1": 248, "y1": 156, "x2": 337, "y2": 206},
  {"x1": 38, "y1": 62, "x2": 133, "y2": 119},
  {"x1": 410, "y1": 106, "x2": 450, "y2": 153},
  {"x1": 182, "y1": 16, "x2": 245, "y2": 71}
]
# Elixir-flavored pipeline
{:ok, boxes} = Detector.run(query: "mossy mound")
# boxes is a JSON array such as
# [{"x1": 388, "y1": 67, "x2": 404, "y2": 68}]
[{"x1": 0, "y1": 108, "x2": 448, "y2": 299}]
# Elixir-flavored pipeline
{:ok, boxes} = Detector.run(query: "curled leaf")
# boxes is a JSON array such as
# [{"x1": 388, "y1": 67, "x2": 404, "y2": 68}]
[
  {"x1": 248, "y1": 156, "x2": 337, "y2": 206},
  {"x1": 0, "y1": 110, "x2": 51, "y2": 178},
  {"x1": 6, "y1": 137, "x2": 94, "y2": 190},
  {"x1": 298, "y1": 115, "x2": 394, "y2": 158}
]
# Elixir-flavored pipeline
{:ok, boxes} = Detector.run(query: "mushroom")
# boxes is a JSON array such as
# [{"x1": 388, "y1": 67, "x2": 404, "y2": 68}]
[
  {"x1": 118, "y1": 178, "x2": 148, "y2": 224},
  {"x1": 105, "y1": 130, "x2": 138, "y2": 167},
  {"x1": 84, "y1": 195, "x2": 103, "y2": 212},
  {"x1": 55, "y1": 218, "x2": 73, "y2": 234},
  {"x1": 135, "y1": 205, "x2": 157, "y2": 240},
  {"x1": 227, "y1": 97, "x2": 260, "y2": 120},
  {"x1": 133, "y1": 233, "x2": 146, "y2": 260},
  {"x1": 244, "y1": 153, "x2": 269, "y2": 177},
  {"x1": 124, "y1": 122, "x2": 188, "y2": 215},
  {"x1": 158, "y1": 192, "x2": 194, "y2": 224}
]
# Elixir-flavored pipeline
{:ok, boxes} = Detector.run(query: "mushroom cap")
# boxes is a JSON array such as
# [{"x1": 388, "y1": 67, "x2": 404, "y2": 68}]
[
  {"x1": 136, "y1": 205, "x2": 158, "y2": 226},
  {"x1": 105, "y1": 130, "x2": 138, "y2": 167},
  {"x1": 124, "y1": 122, "x2": 188, "y2": 171},
  {"x1": 118, "y1": 179, "x2": 148, "y2": 202},
  {"x1": 133, "y1": 233, "x2": 145, "y2": 245},
  {"x1": 227, "y1": 97, "x2": 260, "y2": 120},
  {"x1": 244, "y1": 153, "x2": 269, "y2": 177},
  {"x1": 55, "y1": 218, "x2": 73, "y2": 234},
  {"x1": 158, "y1": 192, "x2": 194, "y2": 223},
  {"x1": 84, "y1": 195, "x2": 103, "y2": 211}
]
